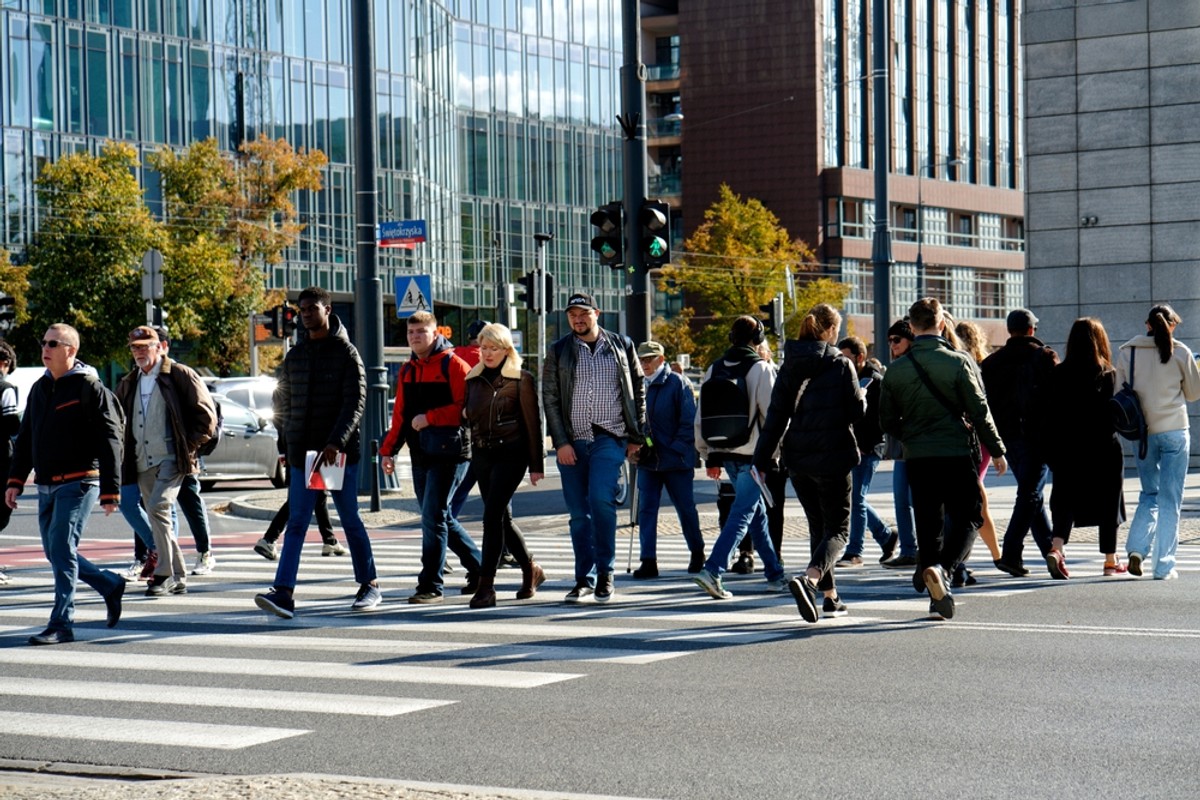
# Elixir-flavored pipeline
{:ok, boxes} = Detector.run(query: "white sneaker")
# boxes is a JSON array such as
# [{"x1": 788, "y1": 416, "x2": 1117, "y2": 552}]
[
  {"x1": 0, "y1": 568, "x2": 9, "y2": 584},
  {"x1": 764, "y1": 578, "x2": 789, "y2": 593},
  {"x1": 322, "y1": 540, "x2": 349, "y2": 557},
  {"x1": 352, "y1": 583, "x2": 382, "y2": 610},
  {"x1": 124, "y1": 560, "x2": 145, "y2": 581},
  {"x1": 254, "y1": 538, "x2": 279, "y2": 560},
  {"x1": 191, "y1": 551, "x2": 215, "y2": 575}
]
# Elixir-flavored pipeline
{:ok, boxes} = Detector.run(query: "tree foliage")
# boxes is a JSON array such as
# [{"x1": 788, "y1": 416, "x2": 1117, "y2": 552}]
[
  {"x1": 0, "y1": 248, "x2": 31, "y2": 330},
  {"x1": 22, "y1": 142, "x2": 163, "y2": 368},
  {"x1": 655, "y1": 183, "x2": 849, "y2": 369}
]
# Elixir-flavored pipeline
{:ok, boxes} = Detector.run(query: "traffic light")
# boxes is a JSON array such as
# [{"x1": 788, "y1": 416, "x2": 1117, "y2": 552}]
[
  {"x1": 280, "y1": 304, "x2": 298, "y2": 336},
  {"x1": 0, "y1": 293, "x2": 15, "y2": 335},
  {"x1": 639, "y1": 199, "x2": 671, "y2": 269},
  {"x1": 543, "y1": 272, "x2": 555, "y2": 313},
  {"x1": 264, "y1": 305, "x2": 282, "y2": 338},
  {"x1": 590, "y1": 202, "x2": 624, "y2": 269},
  {"x1": 516, "y1": 272, "x2": 536, "y2": 310},
  {"x1": 759, "y1": 294, "x2": 785, "y2": 336}
]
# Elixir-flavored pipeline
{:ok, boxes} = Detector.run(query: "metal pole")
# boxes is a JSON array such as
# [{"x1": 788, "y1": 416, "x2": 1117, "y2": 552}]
[
  {"x1": 870, "y1": 0, "x2": 892, "y2": 366},
  {"x1": 534, "y1": 233, "x2": 552, "y2": 441},
  {"x1": 351, "y1": 0, "x2": 388, "y2": 500},
  {"x1": 621, "y1": 0, "x2": 650, "y2": 346},
  {"x1": 248, "y1": 312, "x2": 258, "y2": 376},
  {"x1": 916, "y1": 164, "x2": 924, "y2": 298}
]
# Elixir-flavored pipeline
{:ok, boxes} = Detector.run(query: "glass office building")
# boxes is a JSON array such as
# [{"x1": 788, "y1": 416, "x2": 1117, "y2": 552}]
[{"x1": 0, "y1": 0, "x2": 627, "y2": 341}]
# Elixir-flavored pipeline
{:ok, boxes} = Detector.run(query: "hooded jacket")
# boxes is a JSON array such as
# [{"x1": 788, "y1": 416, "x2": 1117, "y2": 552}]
[
  {"x1": 1116, "y1": 334, "x2": 1200, "y2": 435},
  {"x1": 8, "y1": 362, "x2": 123, "y2": 503},
  {"x1": 115, "y1": 355, "x2": 216, "y2": 480},
  {"x1": 754, "y1": 339, "x2": 864, "y2": 476},
  {"x1": 274, "y1": 313, "x2": 366, "y2": 466},
  {"x1": 380, "y1": 334, "x2": 470, "y2": 461}
]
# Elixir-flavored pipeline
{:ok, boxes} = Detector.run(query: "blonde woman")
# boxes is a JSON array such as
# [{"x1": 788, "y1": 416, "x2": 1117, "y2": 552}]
[
  {"x1": 461, "y1": 324, "x2": 546, "y2": 607},
  {"x1": 954, "y1": 319, "x2": 1002, "y2": 580}
]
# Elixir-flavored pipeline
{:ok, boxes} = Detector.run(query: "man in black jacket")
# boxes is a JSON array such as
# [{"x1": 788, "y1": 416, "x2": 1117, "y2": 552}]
[
  {"x1": 542, "y1": 292, "x2": 645, "y2": 603},
  {"x1": 980, "y1": 308, "x2": 1059, "y2": 577},
  {"x1": 6, "y1": 324, "x2": 125, "y2": 644},
  {"x1": 254, "y1": 286, "x2": 380, "y2": 619}
]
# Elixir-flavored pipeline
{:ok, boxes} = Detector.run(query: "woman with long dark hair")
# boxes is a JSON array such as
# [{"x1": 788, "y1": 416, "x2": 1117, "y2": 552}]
[
  {"x1": 1117, "y1": 305, "x2": 1200, "y2": 580},
  {"x1": 1044, "y1": 318, "x2": 1126, "y2": 578},
  {"x1": 461, "y1": 323, "x2": 546, "y2": 607}
]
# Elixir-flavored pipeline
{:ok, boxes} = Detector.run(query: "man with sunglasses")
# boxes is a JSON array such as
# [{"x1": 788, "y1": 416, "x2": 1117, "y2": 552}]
[
  {"x1": 6, "y1": 325, "x2": 126, "y2": 644},
  {"x1": 114, "y1": 325, "x2": 217, "y2": 597}
]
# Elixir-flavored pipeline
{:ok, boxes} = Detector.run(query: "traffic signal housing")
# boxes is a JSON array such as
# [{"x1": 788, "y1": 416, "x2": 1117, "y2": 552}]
[
  {"x1": 590, "y1": 202, "x2": 624, "y2": 269},
  {"x1": 639, "y1": 199, "x2": 671, "y2": 269},
  {"x1": 264, "y1": 305, "x2": 282, "y2": 338},
  {"x1": 515, "y1": 272, "x2": 536, "y2": 310},
  {"x1": 280, "y1": 304, "x2": 298, "y2": 336},
  {"x1": 759, "y1": 294, "x2": 784, "y2": 336}
]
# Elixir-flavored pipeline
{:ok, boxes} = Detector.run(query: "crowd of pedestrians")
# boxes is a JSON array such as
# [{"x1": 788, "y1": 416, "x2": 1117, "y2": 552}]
[{"x1": 8, "y1": 289, "x2": 1199, "y2": 643}]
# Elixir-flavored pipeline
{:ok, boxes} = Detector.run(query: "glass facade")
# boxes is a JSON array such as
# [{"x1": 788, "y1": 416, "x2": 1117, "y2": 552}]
[{"x1": 1, "y1": 0, "x2": 626, "y2": 330}]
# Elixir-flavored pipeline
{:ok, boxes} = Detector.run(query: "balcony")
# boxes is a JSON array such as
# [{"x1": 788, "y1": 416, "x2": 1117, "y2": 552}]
[
  {"x1": 647, "y1": 117, "x2": 682, "y2": 138},
  {"x1": 646, "y1": 64, "x2": 681, "y2": 81},
  {"x1": 649, "y1": 171, "x2": 681, "y2": 197}
]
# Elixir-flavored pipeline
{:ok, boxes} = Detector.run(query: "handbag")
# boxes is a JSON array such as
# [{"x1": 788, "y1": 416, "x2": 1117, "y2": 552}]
[
  {"x1": 1110, "y1": 346, "x2": 1148, "y2": 459},
  {"x1": 418, "y1": 425, "x2": 468, "y2": 460},
  {"x1": 908, "y1": 351, "x2": 983, "y2": 470}
]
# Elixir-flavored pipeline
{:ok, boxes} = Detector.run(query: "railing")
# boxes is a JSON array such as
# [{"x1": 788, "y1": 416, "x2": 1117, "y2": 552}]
[
  {"x1": 646, "y1": 64, "x2": 681, "y2": 81},
  {"x1": 648, "y1": 172, "x2": 682, "y2": 196},
  {"x1": 647, "y1": 118, "x2": 682, "y2": 138}
]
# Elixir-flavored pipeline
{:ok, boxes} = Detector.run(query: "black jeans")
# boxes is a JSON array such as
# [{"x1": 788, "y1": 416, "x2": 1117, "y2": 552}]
[
  {"x1": 1001, "y1": 438, "x2": 1053, "y2": 563},
  {"x1": 790, "y1": 471, "x2": 852, "y2": 593},
  {"x1": 264, "y1": 491, "x2": 336, "y2": 544},
  {"x1": 906, "y1": 455, "x2": 981, "y2": 577},
  {"x1": 474, "y1": 443, "x2": 532, "y2": 579}
]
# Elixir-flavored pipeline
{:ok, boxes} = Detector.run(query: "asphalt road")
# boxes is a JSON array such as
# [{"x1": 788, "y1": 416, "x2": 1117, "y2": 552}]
[{"x1": 1, "y1": 473, "x2": 1199, "y2": 800}]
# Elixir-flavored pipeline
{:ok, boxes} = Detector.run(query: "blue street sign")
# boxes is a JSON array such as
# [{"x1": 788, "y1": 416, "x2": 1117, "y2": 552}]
[{"x1": 378, "y1": 219, "x2": 427, "y2": 247}]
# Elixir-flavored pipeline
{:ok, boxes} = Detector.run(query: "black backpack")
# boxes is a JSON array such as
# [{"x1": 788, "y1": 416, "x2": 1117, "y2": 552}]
[
  {"x1": 1110, "y1": 347, "x2": 1147, "y2": 459},
  {"x1": 699, "y1": 357, "x2": 760, "y2": 449},
  {"x1": 197, "y1": 399, "x2": 223, "y2": 458}
]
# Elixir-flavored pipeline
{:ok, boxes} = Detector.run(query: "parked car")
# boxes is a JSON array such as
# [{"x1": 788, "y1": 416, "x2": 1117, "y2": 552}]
[
  {"x1": 199, "y1": 393, "x2": 286, "y2": 491},
  {"x1": 207, "y1": 376, "x2": 277, "y2": 421}
]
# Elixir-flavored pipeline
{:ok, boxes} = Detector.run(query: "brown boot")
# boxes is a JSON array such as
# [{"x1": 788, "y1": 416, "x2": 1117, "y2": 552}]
[
  {"x1": 516, "y1": 562, "x2": 546, "y2": 599},
  {"x1": 469, "y1": 574, "x2": 496, "y2": 609}
]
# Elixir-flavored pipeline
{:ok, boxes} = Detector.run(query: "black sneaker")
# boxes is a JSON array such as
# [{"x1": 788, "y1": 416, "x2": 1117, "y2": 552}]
[
  {"x1": 883, "y1": 554, "x2": 918, "y2": 569},
  {"x1": 632, "y1": 560, "x2": 659, "y2": 579},
  {"x1": 879, "y1": 531, "x2": 899, "y2": 563},
  {"x1": 923, "y1": 567, "x2": 955, "y2": 620},
  {"x1": 822, "y1": 595, "x2": 849, "y2": 618},
  {"x1": 951, "y1": 564, "x2": 977, "y2": 588},
  {"x1": 687, "y1": 549, "x2": 706, "y2": 574},
  {"x1": 564, "y1": 581, "x2": 594, "y2": 603},
  {"x1": 993, "y1": 558, "x2": 1029, "y2": 577},
  {"x1": 461, "y1": 573, "x2": 480, "y2": 595},
  {"x1": 731, "y1": 552, "x2": 754, "y2": 574},
  {"x1": 254, "y1": 588, "x2": 295, "y2": 619},
  {"x1": 788, "y1": 576, "x2": 820, "y2": 623},
  {"x1": 594, "y1": 572, "x2": 615, "y2": 603}
]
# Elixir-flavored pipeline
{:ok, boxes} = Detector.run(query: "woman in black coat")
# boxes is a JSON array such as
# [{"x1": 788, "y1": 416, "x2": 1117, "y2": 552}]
[
  {"x1": 1044, "y1": 317, "x2": 1126, "y2": 578},
  {"x1": 754, "y1": 303, "x2": 865, "y2": 622}
]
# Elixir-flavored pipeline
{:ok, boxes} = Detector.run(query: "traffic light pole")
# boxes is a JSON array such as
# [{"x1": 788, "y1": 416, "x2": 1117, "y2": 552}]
[
  {"x1": 870, "y1": 0, "x2": 892, "y2": 366},
  {"x1": 620, "y1": 0, "x2": 649, "y2": 346}
]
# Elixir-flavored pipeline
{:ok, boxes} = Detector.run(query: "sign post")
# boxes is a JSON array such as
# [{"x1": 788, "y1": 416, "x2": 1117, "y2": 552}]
[{"x1": 141, "y1": 249, "x2": 163, "y2": 326}]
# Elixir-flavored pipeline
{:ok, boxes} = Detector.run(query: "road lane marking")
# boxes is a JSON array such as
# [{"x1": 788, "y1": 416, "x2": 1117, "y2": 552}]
[{"x1": 0, "y1": 710, "x2": 306, "y2": 749}]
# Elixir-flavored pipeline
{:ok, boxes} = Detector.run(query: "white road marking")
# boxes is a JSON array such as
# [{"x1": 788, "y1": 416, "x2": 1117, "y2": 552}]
[{"x1": 0, "y1": 710, "x2": 306, "y2": 749}]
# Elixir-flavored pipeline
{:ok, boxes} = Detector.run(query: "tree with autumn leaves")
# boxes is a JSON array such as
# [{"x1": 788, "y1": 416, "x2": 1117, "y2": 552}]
[
  {"x1": 13, "y1": 136, "x2": 325, "y2": 375},
  {"x1": 653, "y1": 183, "x2": 850, "y2": 369}
]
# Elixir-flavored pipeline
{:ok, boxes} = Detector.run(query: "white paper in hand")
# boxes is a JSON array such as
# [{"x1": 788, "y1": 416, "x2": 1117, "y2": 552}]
[{"x1": 305, "y1": 450, "x2": 346, "y2": 491}]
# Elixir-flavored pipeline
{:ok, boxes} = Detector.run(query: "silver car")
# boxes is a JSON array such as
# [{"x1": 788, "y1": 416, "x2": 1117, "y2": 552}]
[
  {"x1": 199, "y1": 393, "x2": 287, "y2": 491},
  {"x1": 207, "y1": 376, "x2": 277, "y2": 421}
]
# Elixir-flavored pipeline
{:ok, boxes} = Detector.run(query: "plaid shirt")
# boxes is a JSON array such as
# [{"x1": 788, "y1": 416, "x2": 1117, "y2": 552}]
[{"x1": 569, "y1": 336, "x2": 628, "y2": 442}]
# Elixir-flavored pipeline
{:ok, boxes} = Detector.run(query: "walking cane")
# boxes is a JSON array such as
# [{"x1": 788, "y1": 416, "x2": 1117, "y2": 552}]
[{"x1": 626, "y1": 462, "x2": 637, "y2": 573}]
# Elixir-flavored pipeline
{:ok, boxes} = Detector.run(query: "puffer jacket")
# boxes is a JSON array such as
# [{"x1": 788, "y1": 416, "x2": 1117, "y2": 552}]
[
  {"x1": 542, "y1": 328, "x2": 644, "y2": 448},
  {"x1": 880, "y1": 336, "x2": 1005, "y2": 460},
  {"x1": 754, "y1": 339, "x2": 864, "y2": 476},
  {"x1": 115, "y1": 355, "x2": 217, "y2": 480},
  {"x1": 463, "y1": 360, "x2": 544, "y2": 473},
  {"x1": 274, "y1": 313, "x2": 366, "y2": 466},
  {"x1": 1116, "y1": 335, "x2": 1200, "y2": 435}
]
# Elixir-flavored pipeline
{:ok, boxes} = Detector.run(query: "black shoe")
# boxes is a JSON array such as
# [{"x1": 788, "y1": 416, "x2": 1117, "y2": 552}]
[
  {"x1": 29, "y1": 627, "x2": 74, "y2": 646},
  {"x1": 880, "y1": 532, "x2": 899, "y2": 563},
  {"x1": 461, "y1": 573, "x2": 480, "y2": 595},
  {"x1": 883, "y1": 554, "x2": 919, "y2": 569},
  {"x1": 254, "y1": 587, "x2": 295, "y2": 619},
  {"x1": 994, "y1": 558, "x2": 1029, "y2": 577},
  {"x1": 912, "y1": 567, "x2": 927, "y2": 594},
  {"x1": 500, "y1": 550, "x2": 519, "y2": 569},
  {"x1": 564, "y1": 582, "x2": 594, "y2": 603},
  {"x1": 731, "y1": 552, "x2": 754, "y2": 574},
  {"x1": 104, "y1": 578, "x2": 126, "y2": 628},
  {"x1": 822, "y1": 595, "x2": 849, "y2": 618},
  {"x1": 632, "y1": 560, "x2": 659, "y2": 579},
  {"x1": 595, "y1": 572, "x2": 615, "y2": 603},
  {"x1": 923, "y1": 567, "x2": 955, "y2": 620},
  {"x1": 688, "y1": 549, "x2": 706, "y2": 574},
  {"x1": 788, "y1": 576, "x2": 819, "y2": 623},
  {"x1": 951, "y1": 564, "x2": 977, "y2": 588}
]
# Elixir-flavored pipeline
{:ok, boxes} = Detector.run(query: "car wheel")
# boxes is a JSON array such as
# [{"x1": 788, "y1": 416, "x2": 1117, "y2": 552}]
[
  {"x1": 270, "y1": 458, "x2": 288, "y2": 488},
  {"x1": 200, "y1": 480, "x2": 217, "y2": 492}
]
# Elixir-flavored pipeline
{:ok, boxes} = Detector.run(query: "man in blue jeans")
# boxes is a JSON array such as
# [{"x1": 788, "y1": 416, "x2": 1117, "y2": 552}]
[
  {"x1": 380, "y1": 310, "x2": 482, "y2": 604},
  {"x1": 254, "y1": 287, "x2": 380, "y2": 619},
  {"x1": 543, "y1": 293, "x2": 645, "y2": 603}
]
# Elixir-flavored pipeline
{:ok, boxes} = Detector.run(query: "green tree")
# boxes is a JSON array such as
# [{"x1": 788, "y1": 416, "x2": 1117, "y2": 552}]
[
  {"x1": 22, "y1": 142, "x2": 163, "y2": 368},
  {"x1": 0, "y1": 248, "x2": 31, "y2": 331},
  {"x1": 655, "y1": 183, "x2": 848, "y2": 369}
]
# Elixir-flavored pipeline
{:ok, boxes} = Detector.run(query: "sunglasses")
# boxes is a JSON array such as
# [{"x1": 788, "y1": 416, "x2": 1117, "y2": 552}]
[
  {"x1": 888, "y1": 336, "x2": 905, "y2": 345},
  {"x1": 40, "y1": 339, "x2": 67, "y2": 349}
]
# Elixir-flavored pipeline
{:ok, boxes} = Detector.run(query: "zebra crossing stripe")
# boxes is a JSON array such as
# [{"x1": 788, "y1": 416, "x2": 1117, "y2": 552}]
[
  {"x1": 0, "y1": 710, "x2": 306, "y2": 749},
  {"x1": 0, "y1": 677, "x2": 454, "y2": 717},
  {"x1": 0, "y1": 649, "x2": 582, "y2": 689}
]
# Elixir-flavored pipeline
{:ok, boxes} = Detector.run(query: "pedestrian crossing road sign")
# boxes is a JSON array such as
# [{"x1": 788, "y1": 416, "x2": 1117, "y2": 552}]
[{"x1": 395, "y1": 275, "x2": 433, "y2": 318}]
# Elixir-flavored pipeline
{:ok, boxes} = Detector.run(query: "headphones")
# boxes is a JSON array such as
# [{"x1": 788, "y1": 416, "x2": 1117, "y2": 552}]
[{"x1": 729, "y1": 316, "x2": 766, "y2": 346}]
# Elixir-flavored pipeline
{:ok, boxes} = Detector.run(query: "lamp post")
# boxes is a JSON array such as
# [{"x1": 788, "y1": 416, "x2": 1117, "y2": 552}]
[{"x1": 915, "y1": 157, "x2": 964, "y2": 297}]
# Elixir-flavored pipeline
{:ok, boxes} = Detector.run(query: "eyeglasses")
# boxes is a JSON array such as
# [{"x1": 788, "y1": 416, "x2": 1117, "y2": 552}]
[
  {"x1": 888, "y1": 336, "x2": 904, "y2": 345},
  {"x1": 40, "y1": 339, "x2": 66, "y2": 349},
  {"x1": 130, "y1": 344, "x2": 152, "y2": 352}
]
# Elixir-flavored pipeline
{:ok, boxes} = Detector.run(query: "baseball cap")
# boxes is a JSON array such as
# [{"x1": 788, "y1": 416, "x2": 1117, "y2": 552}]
[
  {"x1": 1006, "y1": 308, "x2": 1038, "y2": 333},
  {"x1": 566, "y1": 292, "x2": 597, "y2": 311},
  {"x1": 466, "y1": 319, "x2": 489, "y2": 339},
  {"x1": 129, "y1": 325, "x2": 161, "y2": 346},
  {"x1": 637, "y1": 341, "x2": 665, "y2": 359}
]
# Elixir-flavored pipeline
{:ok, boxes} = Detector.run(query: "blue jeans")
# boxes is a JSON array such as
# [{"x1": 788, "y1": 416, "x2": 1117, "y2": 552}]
[
  {"x1": 1127, "y1": 429, "x2": 1190, "y2": 578},
  {"x1": 1000, "y1": 439, "x2": 1053, "y2": 564},
  {"x1": 123, "y1": 473, "x2": 210, "y2": 559},
  {"x1": 449, "y1": 461, "x2": 477, "y2": 519},
  {"x1": 847, "y1": 454, "x2": 892, "y2": 557},
  {"x1": 38, "y1": 480, "x2": 122, "y2": 633},
  {"x1": 703, "y1": 461, "x2": 783, "y2": 581},
  {"x1": 559, "y1": 436, "x2": 626, "y2": 584},
  {"x1": 891, "y1": 460, "x2": 917, "y2": 558},
  {"x1": 273, "y1": 463, "x2": 377, "y2": 591},
  {"x1": 637, "y1": 467, "x2": 704, "y2": 560},
  {"x1": 412, "y1": 457, "x2": 482, "y2": 594}
]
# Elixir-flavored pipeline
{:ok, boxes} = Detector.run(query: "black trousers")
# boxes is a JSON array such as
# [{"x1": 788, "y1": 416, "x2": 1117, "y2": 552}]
[
  {"x1": 791, "y1": 470, "x2": 852, "y2": 593},
  {"x1": 474, "y1": 444, "x2": 532, "y2": 579},
  {"x1": 906, "y1": 455, "x2": 981, "y2": 577}
]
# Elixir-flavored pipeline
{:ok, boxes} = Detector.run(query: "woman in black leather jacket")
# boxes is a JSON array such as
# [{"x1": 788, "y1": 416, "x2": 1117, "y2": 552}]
[{"x1": 462, "y1": 324, "x2": 545, "y2": 608}]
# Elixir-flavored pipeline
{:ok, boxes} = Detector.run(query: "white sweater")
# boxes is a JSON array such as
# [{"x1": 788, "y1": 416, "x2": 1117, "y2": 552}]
[{"x1": 1116, "y1": 335, "x2": 1200, "y2": 435}]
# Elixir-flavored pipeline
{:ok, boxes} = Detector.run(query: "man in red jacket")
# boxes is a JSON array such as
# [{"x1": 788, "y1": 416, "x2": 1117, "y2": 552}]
[{"x1": 381, "y1": 311, "x2": 483, "y2": 603}]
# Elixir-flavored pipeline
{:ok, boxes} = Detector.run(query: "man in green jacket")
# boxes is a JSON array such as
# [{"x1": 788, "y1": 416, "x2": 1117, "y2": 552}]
[{"x1": 879, "y1": 298, "x2": 1007, "y2": 620}]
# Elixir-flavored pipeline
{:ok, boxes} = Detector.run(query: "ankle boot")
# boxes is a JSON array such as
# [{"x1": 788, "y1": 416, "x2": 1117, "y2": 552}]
[
  {"x1": 632, "y1": 559, "x2": 659, "y2": 579},
  {"x1": 516, "y1": 562, "x2": 546, "y2": 599},
  {"x1": 469, "y1": 574, "x2": 496, "y2": 609}
]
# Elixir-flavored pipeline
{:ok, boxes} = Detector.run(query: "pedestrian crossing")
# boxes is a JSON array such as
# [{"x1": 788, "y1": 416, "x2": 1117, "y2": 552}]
[{"x1": 0, "y1": 531, "x2": 1195, "y2": 753}]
